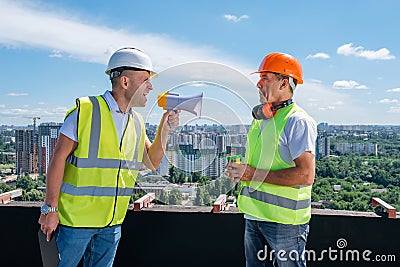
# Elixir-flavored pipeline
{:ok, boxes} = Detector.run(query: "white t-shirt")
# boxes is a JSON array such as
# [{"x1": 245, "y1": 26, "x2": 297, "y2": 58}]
[
  {"x1": 244, "y1": 110, "x2": 317, "y2": 221},
  {"x1": 277, "y1": 111, "x2": 317, "y2": 164}
]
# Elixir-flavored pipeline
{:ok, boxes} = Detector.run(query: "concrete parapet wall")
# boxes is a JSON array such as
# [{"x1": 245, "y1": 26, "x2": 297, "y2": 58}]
[{"x1": 0, "y1": 203, "x2": 398, "y2": 266}]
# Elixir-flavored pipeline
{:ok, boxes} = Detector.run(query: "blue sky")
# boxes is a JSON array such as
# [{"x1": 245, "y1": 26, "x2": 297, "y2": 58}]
[{"x1": 1, "y1": 0, "x2": 400, "y2": 126}]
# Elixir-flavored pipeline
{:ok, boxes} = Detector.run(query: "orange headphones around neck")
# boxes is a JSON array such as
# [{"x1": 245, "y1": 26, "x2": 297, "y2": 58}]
[{"x1": 252, "y1": 99, "x2": 293, "y2": 120}]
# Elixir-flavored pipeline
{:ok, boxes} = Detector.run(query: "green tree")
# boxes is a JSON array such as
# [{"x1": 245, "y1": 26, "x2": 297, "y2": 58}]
[
  {"x1": 16, "y1": 173, "x2": 35, "y2": 192},
  {"x1": 168, "y1": 166, "x2": 177, "y2": 184},
  {"x1": 311, "y1": 192, "x2": 320, "y2": 202},
  {"x1": 191, "y1": 172, "x2": 201, "y2": 183},
  {"x1": 158, "y1": 189, "x2": 169, "y2": 205},
  {"x1": 0, "y1": 181, "x2": 15, "y2": 193},
  {"x1": 203, "y1": 190, "x2": 212, "y2": 206},
  {"x1": 221, "y1": 177, "x2": 236, "y2": 196},
  {"x1": 177, "y1": 172, "x2": 186, "y2": 184},
  {"x1": 198, "y1": 175, "x2": 211, "y2": 186},
  {"x1": 168, "y1": 189, "x2": 182, "y2": 205},
  {"x1": 23, "y1": 189, "x2": 45, "y2": 201}
]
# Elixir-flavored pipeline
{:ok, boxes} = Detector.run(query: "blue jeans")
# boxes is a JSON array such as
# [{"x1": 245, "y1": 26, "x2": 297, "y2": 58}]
[
  {"x1": 55, "y1": 225, "x2": 121, "y2": 267},
  {"x1": 244, "y1": 219, "x2": 309, "y2": 267}
]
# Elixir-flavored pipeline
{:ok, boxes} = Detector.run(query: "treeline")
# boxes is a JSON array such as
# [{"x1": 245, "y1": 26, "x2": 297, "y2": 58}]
[
  {"x1": 317, "y1": 154, "x2": 400, "y2": 187},
  {"x1": 330, "y1": 131, "x2": 400, "y2": 158},
  {"x1": 0, "y1": 152, "x2": 14, "y2": 165},
  {"x1": 314, "y1": 154, "x2": 400, "y2": 211},
  {"x1": 0, "y1": 133, "x2": 14, "y2": 152},
  {"x1": 163, "y1": 166, "x2": 238, "y2": 206},
  {"x1": 0, "y1": 173, "x2": 46, "y2": 201},
  {"x1": 193, "y1": 177, "x2": 238, "y2": 206},
  {"x1": 0, "y1": 132, "x2": 15, "y2": 164},
  {"x1": 2, "y1": 150, "x2": 399, "y2": 213}
]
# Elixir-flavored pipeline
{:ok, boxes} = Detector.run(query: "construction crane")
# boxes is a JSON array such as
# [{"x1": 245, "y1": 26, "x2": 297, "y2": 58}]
[{"x1": 23, "y1": 116, "x2": 41, "y2": 173}]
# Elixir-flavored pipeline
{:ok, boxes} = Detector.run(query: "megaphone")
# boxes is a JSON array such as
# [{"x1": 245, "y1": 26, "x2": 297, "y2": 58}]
[{"x1": 157, "y1": 91, "x2": 203, "y2": 116}]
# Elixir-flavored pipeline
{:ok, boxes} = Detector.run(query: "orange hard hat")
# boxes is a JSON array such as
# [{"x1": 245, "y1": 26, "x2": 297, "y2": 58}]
[{"x1": 252, "y1": 52, "x2": 303, "y2": 84}]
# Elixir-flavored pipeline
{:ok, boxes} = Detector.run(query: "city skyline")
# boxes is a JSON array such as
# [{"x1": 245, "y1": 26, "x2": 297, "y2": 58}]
[
  {"x1": 1, "y1": 0, "x2": 400, "y2": 126},
  {"x1": 10, "y1": 121, "x2": 396, "y2": 177}
]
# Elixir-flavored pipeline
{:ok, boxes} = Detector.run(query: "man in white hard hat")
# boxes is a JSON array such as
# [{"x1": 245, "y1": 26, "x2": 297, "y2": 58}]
[{"x1": 38, "y1": 47, "x2": 179, "y2": 266}]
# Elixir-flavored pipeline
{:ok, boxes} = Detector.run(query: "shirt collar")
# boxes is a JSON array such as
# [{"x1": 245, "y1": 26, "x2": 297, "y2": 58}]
[{"x1": 102, "y1": 90, "x2": 134, "y2": 114}]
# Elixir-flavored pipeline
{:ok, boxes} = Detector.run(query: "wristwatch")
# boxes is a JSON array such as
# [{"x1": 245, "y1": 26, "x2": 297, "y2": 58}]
[{"x1": 41, "y1": 204, "x2": 58, "y2": 215}]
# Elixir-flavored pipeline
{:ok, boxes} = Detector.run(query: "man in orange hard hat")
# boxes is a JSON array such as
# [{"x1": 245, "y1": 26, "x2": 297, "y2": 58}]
[{"x1": 226, "y1": 52, "x2": 317, "y2": 266}]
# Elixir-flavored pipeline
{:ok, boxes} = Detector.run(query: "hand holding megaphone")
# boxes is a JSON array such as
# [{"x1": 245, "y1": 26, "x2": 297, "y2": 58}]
[
  {"x1": 164, "y1": 109, "x2": 180, "y2": 131},
  {"x1": 157, "y1": 91, "x2": 203, "y2": 117}
]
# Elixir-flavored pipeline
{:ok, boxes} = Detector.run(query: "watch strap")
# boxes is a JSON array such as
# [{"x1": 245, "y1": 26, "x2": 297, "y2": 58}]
[{"x1": 49, "y1": 206, "x2": 58, "y2": 213}]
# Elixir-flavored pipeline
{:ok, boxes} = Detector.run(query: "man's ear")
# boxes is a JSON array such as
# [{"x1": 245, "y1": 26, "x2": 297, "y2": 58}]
[
  {"x1": 279, "y1": 78, "x2": 289, "y2": 91},
  {"x1": 120, "y1": 75, "x2": 129, "y2": 88}
]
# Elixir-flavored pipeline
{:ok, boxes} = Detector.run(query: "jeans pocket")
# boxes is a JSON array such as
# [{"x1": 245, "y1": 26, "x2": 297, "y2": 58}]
[{"x1": 298, "y1": 223, "x2": 309, "y2": 245}]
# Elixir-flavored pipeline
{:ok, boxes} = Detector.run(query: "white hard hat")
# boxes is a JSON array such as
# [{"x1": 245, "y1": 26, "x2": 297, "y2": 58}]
[{"x1": 105, "y1": 47, "x2": 157, "y2": 79}]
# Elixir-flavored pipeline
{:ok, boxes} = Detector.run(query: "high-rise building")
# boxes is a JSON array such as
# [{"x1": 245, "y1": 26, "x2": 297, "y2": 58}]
[
  {"x1": 162, "y1": 130, "x2": 247, "y2": 179},
  {"x1": 216, "y1": 134, "x2": 226, "y2": 153},
  {"x1": 365, "y1": 143, "x2": 378, "y2": 156},
  {"x1": 15, "y1": 129, "x2": 34, "y2": 174},
  {"x1": 38, "y1": 123, "x2": 62, "y2": 174},
  {"x1": 316, "y1": 136, "x2": 330, "y2": 159}
]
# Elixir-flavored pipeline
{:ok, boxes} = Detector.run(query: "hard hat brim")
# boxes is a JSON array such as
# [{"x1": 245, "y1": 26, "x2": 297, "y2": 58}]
[{"x1": 249, "y1": 70, "x2": 303, "y2": 84}]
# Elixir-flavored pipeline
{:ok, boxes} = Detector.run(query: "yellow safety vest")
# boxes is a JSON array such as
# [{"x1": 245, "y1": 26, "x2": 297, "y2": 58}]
[
  {"x1": 238, "y1": 103, "x2": 315, "y2": 225},
  {"x1": 58, "y1": 95, "x2": 146, "y2": 227}
]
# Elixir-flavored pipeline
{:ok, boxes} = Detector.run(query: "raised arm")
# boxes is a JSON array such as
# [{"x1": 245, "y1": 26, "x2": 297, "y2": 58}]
[{"x1": 142, "y1": 110, "x2": 179, "y2": 170}]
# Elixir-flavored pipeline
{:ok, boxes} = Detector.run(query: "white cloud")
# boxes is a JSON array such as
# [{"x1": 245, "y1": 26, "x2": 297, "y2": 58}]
[
  {"x1": 7, "y1": 92, "x2": 29, "y2": 96},
  {"x1": 388, "y1": 106, "x2": 400, "y2": 113},
  {"x1": 355, "y1": 85, "x2": 368, "y2": 89},
  {"x1": 0, "y1": 1, "x2": 251, "y2": 73},
  {"x1": 294, "y1": 80, "x2": 369, "y2": 124},
  {"x1": 0, "y1": 106, "x2": 68, "y2": 117},
  {"x1": 295, "y1": 80, "x2": 400, "y2": 124},
  {"x1": 379, "y1": 99, "x2": 399, "y2": 104},
  {"x1": 333, "y1": 101, "x2": 345, "y2": 105},
  {"x1": 306, "y1": 53, "x2": 330, "y2": 60},
  {"x1": 0, "y1": 108, "x2": 30, "y2": 115},
  {"x1": 223, "y1": 14, "x2": 249, "y2": 23},
  {"x1": 387, "y1": 88, "x2": 400, "y2": 92},
  {"x1": 332, "y1": 80, "x2": 368, "y2": 90},
  {"x1": 0, "y1": 104, "x2": 5, "y2": 108},
  {"x1": 337, "y1": 43, "x2": 395, "y2": 60},
  {"x1": 318, "y1": 106, "x2": 336, "y2": 111},
  {"x1": 49, "y1": 49, "x2": 63, "y2": 58}
]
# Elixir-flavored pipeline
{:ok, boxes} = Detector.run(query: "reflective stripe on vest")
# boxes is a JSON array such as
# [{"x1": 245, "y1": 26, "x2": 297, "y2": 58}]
[
  {"x1": 241, "y1": 186, "x2": 311, "y2": 210},
  {"x1": 59, "y1": 95, "x2": 145, "y2": 227},
  {"x1": 238, "y1": 103, "x2": 315, "y2": 225},
  {"x1": 61, "y1": 182, "x2": 134, "y2": 197}
]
